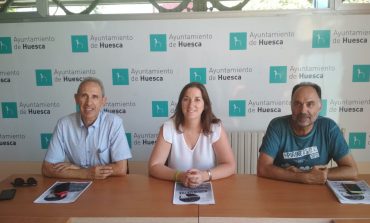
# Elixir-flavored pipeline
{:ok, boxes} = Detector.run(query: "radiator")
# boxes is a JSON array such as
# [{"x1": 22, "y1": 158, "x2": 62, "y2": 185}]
[{"x1": 228, "y1": 131, "x2": 265, "y2": 174}]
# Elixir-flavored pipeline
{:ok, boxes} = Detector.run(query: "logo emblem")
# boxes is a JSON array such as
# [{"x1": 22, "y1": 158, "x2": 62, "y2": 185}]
[
  {"x1": 190, "y1": 68, "x2": 207, "y2": 84},
  {"x1": 150, "y1": 34, "x2": 167, "y2": 52},
  {"x1": 312, "y1": 30, "x2": 330, "y2": 48},
  {"x1": 40, "y1": 133, "x2": 52, "y2": 149},
  {"x1": 229, "y1": 32, "x2": 247, "y2": 50},
  {"x1": 349, "y1": 132, "x2": 366, "y2": 149},
  {"x1": 229, "y1": 100, "x2": 246, "y2": 117},
  {"x1": 269, "y1": 66, "x2": 287, "y2": 83},
  {"x1": 1, "y1": 102, "x2": 18, "y2": 118},
  {"x1": 319, "y1": 99, "x2": 327, "y2": 117},
  {"x1": 0, "y1": 37, "x2": 12, "y2": 54},
  {"x1": 152, "y1": 101, "x2": 168, "y2": 117},
  {"x1": 125, "y1": 133, "x2": 132, "y2": 149},
  {"x1": 352, "y1": 65, "x2": 370, "y2": 82},
  {"x1": 71, "y1": 35, "x2": 88, "y2": 53},
  {"x1": 76, "y1": 104, "x2": 80, "y2": 112},
  {"x1": 112, "y1": 69, "x2": 129, "y2": 85},
  {"x1": 36, "y1": 69, "x2": 53, "y2": 86}
]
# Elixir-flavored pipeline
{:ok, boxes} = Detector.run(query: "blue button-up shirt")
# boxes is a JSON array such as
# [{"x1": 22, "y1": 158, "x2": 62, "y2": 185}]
[{"x1": 45, "y1": 111, "x2": 132, "y2": 168}]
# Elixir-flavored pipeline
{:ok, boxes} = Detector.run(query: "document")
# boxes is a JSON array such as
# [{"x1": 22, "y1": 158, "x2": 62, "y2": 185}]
[
  {"x1": 173, "y1": 181, "x2": 215, "y2": 205},
  {"x1": 327, "y1": 180, "x2": 370, "y2": 204},
  {"x1": 34, "y1": 181, "x2": 92, "y2": 204}
]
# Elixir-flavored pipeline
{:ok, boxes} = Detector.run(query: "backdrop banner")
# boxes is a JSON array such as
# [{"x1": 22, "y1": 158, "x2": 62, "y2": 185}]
[{"x1": 0, "y1": 14, "x2": 369, "y2": 162}]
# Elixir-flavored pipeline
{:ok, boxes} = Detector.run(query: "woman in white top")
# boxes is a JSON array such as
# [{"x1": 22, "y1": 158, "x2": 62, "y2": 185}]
[{"x1": 148, "y1": 82, "x2": 236, "y2": 188}]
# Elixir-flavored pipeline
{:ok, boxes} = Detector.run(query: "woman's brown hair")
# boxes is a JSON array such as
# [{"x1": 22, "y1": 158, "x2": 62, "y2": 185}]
[{"x1": 171, "y1": 82, "x2": 220, "y2": 135}]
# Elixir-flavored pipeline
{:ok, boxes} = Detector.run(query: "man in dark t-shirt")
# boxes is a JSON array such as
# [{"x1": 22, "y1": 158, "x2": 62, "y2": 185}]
[{"x1": 257, "y1": 82, "x2": 358, "y2": 184}]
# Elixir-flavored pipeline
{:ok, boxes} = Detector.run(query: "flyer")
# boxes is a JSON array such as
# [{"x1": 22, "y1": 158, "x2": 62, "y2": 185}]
[
  {"x1": 173, "y1": 181, "x2": 215, "y2": 205},
  {"x1": 34, "y1": 181, "x2": 92, "y2": 204},
  {"x1": 327, "y1": 180, "x2": 370, "y2": 204}
]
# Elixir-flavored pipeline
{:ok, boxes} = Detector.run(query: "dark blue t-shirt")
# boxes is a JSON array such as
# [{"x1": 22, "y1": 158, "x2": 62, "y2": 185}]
[{"x1": 259, "y1": 115, "x2": 349, "y2": 171}]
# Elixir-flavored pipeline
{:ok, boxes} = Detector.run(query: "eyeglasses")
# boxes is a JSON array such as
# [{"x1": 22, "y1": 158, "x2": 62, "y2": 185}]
[{"x1": 12, "y1": 177, "x2": 37, "y2": 187}]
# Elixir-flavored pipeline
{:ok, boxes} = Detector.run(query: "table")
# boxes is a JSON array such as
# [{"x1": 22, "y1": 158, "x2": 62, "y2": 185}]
[
  {"x1": 1, "y1": 174, "x2": 369, "y2": 223},
  {"x1": 0, "y1": 174, "x2": 198, "y2": 223},
  {"x1": 199, "y1": 175, "x2": 370, "y2": 223},
  {"x1": 334, "y1": 220, "x2": 370, "y2": 223}
]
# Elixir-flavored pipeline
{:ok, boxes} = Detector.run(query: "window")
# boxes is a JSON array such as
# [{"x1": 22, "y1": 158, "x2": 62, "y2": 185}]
[
  {"x1": 335, "y1": 0, "x2": 370, "y2": 10},
  {"x1": 0, "y1": 0, "x2": 333, "y2": 16}
]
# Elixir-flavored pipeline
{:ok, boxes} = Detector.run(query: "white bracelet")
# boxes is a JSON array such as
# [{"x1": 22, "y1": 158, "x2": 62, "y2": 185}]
[{"x1": 207, "y1": 169, "x2": 212, "y2": 181}]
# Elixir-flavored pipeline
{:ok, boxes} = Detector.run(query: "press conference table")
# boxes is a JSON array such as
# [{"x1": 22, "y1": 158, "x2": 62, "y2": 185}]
[
  {"x1": 200, "y1": 175, "x2": 370, "y2": 223},
  {"x1": 0, "y1": 174, "x2": 197, "y2": 223},
  {"x1": 1, "y1": 174, "x2": 370, "y2": 223}
]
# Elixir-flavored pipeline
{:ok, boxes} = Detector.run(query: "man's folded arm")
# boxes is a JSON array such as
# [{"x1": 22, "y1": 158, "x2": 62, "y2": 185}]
[
  {"x1": 328, "y1": 154, "x2": 358, "y2": 181},
  {"x1": 42, "y1": 160, "x2": 128, "y2": 179},
  {"x1": 257, "y1": 152, "x2": 328, "y2": 184},
  {"x1": 257, "y1": 152, "x2": 302, "y2": 183},
  {"x1": 42, "y1": 161, "x2": 90, "y2": 179}
]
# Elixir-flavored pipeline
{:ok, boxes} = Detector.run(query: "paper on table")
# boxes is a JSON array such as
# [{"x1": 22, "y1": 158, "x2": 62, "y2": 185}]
[
  {"x1": 34, "y1": 181, "x2": 92, "y2": 204},
  {"x1": 173, "y1": 181, "x2": 215, "y2": 205},
  {"x1": 327, "y1": 180, "x2": 370, "y2": 204}
]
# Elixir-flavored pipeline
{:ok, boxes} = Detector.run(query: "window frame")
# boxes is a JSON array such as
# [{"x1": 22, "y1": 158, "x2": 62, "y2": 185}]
[{"x1": 335, "y1": 0, "x2": 370, "y2": 10}]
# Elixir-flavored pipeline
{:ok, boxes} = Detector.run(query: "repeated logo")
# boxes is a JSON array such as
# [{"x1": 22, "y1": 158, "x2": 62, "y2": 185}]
[
  {"x1": 312, "y1": 30, "x2": 330, "y2": 48},
  {"x1": 152, "y1": 101, "x2": 168, "y2": 117},
  {"x1": 349, "y1": 132, "x2": 366, "y2": 149},
  {"x1": 0, "y1": 37, "x2": 12, "y2": 54},
  {"x1": 112, "y1": 69, "x2": 129, "y2": 85},
  {"x1": 319, "y1": 99, "x2": 327, "y2": 117},
  {"x1": 1, "y1": 102, "x2": 18, "y2": 118},
  {"x1": 150, "y1": 34, "x2": 167, "y2": 52},
  {"x1": 126, "y1": 133, "x2": 132, "y2": 149},
  {"x1": 229, "y1": 100, "x2": 246, "y2": 117},
  {"x1": 269, "y1": 66, "x2": 287, "y2": 83},
  {"x1": 189, "y1": 68, "x2": 207, "y2": 84},
  {"x1": 229, "y1": 32, "x2": 247, "y2": 50},
  {"x1": 35, "y1": 69, "x2": 53, "y2": 86},
  {"x1": 40, "y1": 133, "x2": 52, "y2": 149},
  {"x1": 71, "y1": 35, "x2": 89, "y2": 53},
  {"x1": 352, "y1": 65, "x2": 370, "y2": 82}
]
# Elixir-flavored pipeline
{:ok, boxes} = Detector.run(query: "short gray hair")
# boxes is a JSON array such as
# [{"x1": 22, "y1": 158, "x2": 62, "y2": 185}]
[
  {"x1": 77, "y1": 77, "x2": 105, "y2": 97},
  {"x1": 292, "y1": 82, "x2": 321, "y2": 99}
]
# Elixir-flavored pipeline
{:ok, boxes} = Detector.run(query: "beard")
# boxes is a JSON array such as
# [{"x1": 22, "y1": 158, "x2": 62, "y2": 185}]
[{"x1": 294, "y1": 113, "x2": 313, "y2": 127}]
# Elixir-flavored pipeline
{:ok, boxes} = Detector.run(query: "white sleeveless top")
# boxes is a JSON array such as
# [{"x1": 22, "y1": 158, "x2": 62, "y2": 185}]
[{"x1": 163, "y1": 119, "x2": 221, "y2": 171}]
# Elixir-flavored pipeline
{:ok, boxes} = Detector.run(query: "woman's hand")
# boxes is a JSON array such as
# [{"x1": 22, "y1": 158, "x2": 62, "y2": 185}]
[{"x1": 182, "y1": 169, "x2": 207, "y2": 188}]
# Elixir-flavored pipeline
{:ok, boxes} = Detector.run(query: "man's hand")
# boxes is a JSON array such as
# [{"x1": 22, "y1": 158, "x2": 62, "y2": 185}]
[
  {"x1": 89, "y1": 165, "x2": 114, "y2": 179},
  {"x1": 303, "y1": 165, "x2": 328, "y2": 184}
]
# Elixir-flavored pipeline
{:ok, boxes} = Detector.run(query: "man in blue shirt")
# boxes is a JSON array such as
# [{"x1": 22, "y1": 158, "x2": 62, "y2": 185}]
[
  {"x1": 258, "y1": 82, "x2": 358, "y2": 184},
  {"x1": 42, "y1": 77, "x2": 132, "y2": 179}
]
